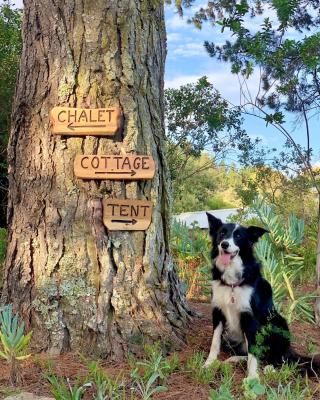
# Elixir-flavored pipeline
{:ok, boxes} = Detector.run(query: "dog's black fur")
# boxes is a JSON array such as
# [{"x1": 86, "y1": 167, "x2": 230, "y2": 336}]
[{"x1": 206, "y1": 212, "x2": 320, "y2": 376}]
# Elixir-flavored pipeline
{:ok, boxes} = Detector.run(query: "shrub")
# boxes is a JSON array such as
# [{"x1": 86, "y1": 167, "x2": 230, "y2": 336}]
[
  {"x1": 171, "y1": 221, "x2": 211, "y2": 300},
  {"x1": 0, "y1": 304, "x2": 32, "y2": 385}
]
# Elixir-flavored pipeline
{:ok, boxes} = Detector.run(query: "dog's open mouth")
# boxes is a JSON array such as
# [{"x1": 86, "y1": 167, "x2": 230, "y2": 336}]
[{"x1": 218, "y1": 249, "x2": 239, "y2": 266}]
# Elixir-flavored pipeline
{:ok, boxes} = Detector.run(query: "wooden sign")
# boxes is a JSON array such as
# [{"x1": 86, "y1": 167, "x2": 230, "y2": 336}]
[
  {"x1": 74, "y1": 155, "x2": 155, "y2": 180},
  {"x1": 50, "y1": 107, "x2": 122, "y2": 136},
  {"x1": 103, "y1": 198, "x2": 153, "y2": 231}
]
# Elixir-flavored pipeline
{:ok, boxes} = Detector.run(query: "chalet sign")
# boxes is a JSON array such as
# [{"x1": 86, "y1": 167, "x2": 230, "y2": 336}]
[
  {"x1": 74, "y1": 155, "x2": 155, "y2": 180},
  {"x1": 50, "y1": 107, "x2": 122, "y2": 136},
  {"x1": 103, "y1": 198, "x2": 153, "y2": 231}
]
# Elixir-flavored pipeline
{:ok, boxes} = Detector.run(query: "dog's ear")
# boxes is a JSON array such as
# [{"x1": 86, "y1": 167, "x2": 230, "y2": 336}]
[
  {"x1": 247, "y1": 226, "x2": 269, "y2": 243},
  {"x1": 206, "y1": 212, "x2": 223, "y2": 237}
]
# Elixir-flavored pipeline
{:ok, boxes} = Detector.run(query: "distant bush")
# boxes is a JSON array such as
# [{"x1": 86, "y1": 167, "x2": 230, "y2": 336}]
[{"x1": 206, "y1": 197, "x2": 235, "y2": 210}]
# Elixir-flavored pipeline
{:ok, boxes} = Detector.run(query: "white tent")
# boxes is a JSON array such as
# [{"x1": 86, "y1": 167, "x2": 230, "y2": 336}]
[{"x1": 173, "y1": 208, "x2": 243, "y2": 229}]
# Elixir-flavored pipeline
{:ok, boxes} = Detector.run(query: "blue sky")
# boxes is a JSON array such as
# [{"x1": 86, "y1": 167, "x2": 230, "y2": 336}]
[
  {"x1": 9, "y1": 0, "x2": 320, "y2": 166},
  {"x1": 164, "y1": 1, "x2": 320, "y2": 166}
]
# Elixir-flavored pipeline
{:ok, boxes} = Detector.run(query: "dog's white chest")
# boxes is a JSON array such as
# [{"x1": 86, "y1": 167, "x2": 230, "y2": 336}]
[{"x1": 211, "y1": 281, "x2": 253, "y2": 342}]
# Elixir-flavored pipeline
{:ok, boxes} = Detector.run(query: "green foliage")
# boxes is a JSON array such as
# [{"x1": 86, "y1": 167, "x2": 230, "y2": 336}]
[
  {"x1": 46, "y1": 374, "x2": 89, "y2": 400},
  {"x1": 263, "y1": 362, "x2": 298, "y2": 386},
  {"x1": 172, "y1": 155, "x2": 238, "y2": 214},
  {"x1": 209, "y1": 384, "x2": 234, "y2": 400},
  {"x1": 242, "y1": 377, "x2": 266, "y2": 399},
  {"x1": 251, "y1": 197, "x2": 316, "y2": 322},
  {"x1": 184, "y1": 352, "x2": 221, "y2": 384},
  {"x1": 86, "y1": 361, "x2": 125, "y2": 400},
  {"x1": 250, "y1": 323, "x2": 291, "y2": 360},
  {"x1": 0, "y1": 304, "x2": 32, "y2": 385},
  {"x1": 130, "y1": 371, "x2": 168, "y2": 400},
  {"x1": 129, "y1": 342, "x2": 179, "y2": 383},
  {"x1": 265, "y1": 381, "x2": 312, "y2": 400},
  {"x1": 0, "y1": 1, "x2": 22, "y2": 227},
  {"x1": 171, "y1": 221, "x2": 211, "y2": 299},
  {"x1": 165, "y1": 77, "x2": 257, "y2": 201}
]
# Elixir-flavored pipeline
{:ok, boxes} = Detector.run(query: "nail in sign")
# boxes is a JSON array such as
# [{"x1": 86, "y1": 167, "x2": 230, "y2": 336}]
[
  {"x1": 50, "y1": 107, "x2": 122, "y2": 136},
  {"x1": 74, "y1": 155, "x2": 155, "y2": 180},
  {"x1": 103, "y1": 199, "x2": 153, "y2": 231}
]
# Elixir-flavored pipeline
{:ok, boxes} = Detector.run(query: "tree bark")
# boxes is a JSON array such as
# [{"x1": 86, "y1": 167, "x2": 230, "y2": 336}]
[{"x1": 2, "y1": 0, "x2": 192, "y2": 357}]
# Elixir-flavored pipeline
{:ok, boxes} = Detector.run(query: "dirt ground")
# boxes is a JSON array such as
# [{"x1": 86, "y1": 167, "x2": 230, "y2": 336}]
[{"x1": 0, "y1": 302, "x2": 320, "y2": 400}]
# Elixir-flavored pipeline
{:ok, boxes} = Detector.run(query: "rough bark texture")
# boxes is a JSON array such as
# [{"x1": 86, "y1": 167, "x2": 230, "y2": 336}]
[{"x1": 2, "y1": 0, "x2": 192, "y2": 357}]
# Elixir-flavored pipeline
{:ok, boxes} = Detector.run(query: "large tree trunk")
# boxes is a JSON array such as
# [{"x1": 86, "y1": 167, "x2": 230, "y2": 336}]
[{"x1": 2, "y1": 0, "x2": 191, "y2": 357}]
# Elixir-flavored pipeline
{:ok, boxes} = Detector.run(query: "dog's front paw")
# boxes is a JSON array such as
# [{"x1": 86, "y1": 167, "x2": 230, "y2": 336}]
[
  {"x1": 203, "y1": 358, "x2": 215, "y2": 368},
  {"x1": 247, "y1": 370, "x2": 259, "y2": 379}
]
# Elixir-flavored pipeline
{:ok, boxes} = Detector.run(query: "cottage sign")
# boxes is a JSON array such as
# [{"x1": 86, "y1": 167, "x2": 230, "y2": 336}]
[
  {"x1": 74, "y1": 155, "x2": 155, "y2": 180},
  {"x1": 50, "y1": 107, "x2": 122, "y2": 135},
  {"x1": 103, "y1": 198, "x2": 153, "y2": 231}
]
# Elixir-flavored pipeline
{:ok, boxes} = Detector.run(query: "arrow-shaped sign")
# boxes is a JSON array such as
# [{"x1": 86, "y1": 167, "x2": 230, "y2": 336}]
[
  {"x1": 111, "y1": 219, "x2": 137, "y2": 225},
  {"x1": 94, "y1": 170, "x2": 136, "y2": 176},
  {"x1": 50, "y1": 107, "x2": 122, "y2": 136},
  {"x1": 103, "y1": 198, "x2": 153, "y2": 231},
  {"x1": 68, "y1": 122, "x2": 105, "y2": 131},
  {"x1": 74, "y1": 155, "x2": 155, "y2": 180}
]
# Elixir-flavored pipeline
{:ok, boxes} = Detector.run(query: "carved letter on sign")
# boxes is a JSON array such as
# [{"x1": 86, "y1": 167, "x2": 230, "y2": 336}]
[
  {"x1": 50, "y1": 107, "x2": 122, "y2": 136},
  {"x1": 74, "y1": 155, "x2": 155, "y2": 180},
  {"x1": 103, "y1": 198, "x2": 153, "y2": 231}
]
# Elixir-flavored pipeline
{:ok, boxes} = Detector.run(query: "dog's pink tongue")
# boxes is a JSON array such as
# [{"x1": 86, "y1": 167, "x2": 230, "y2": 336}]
[{"x1": 218, "y1": 252, "x2": 232, "y2": 266}]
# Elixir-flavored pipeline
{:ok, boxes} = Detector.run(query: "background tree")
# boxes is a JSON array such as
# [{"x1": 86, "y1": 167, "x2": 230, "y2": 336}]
[
  {"x1": 0, "y1": 1, "x2": 22, "y2": 227},
  {"x1": 164, "y1": 76, "x2": 258, "y2": 202},
  {"x1": 1, "y1": 0, "x2": 192, "y2": 357}
]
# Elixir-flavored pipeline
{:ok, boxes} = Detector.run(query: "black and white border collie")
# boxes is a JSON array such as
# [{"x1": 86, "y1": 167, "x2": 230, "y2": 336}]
[{"x1": 205, "y1": 213, "x2": 320, "y2": 378}]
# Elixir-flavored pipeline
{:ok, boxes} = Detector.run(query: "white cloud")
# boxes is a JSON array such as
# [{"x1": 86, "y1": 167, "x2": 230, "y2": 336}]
[
  {"x1": 165, "y1": 68, "x2": 261, "y2": 106},
  {"x1": 166, "y1": 14, "x2": 190, "y2": 30},
  {"x1": 171, "y1": 42, "x2": 206, "y2": 57},
  {"x1": 167, "y1": 32, "x2": 183, "y2": 42}
]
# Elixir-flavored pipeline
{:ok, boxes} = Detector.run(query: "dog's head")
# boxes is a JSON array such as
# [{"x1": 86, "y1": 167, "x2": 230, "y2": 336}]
[{"x1": 206, "y1": 212, "x2": 268, "y2": 269}]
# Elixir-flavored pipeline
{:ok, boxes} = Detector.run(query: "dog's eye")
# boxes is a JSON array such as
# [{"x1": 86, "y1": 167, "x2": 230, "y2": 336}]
[
  {"x1": 220, "y1": 231, "x2": 225, "y2": 237},
  {"x1": 234, "y1": 232, "x2": 241, "y2": 239}
]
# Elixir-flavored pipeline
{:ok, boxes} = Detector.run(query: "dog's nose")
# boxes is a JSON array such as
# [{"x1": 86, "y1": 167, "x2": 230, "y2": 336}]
[{"x1": 221, "y1": 241, "x2": 229, "y2": 250}]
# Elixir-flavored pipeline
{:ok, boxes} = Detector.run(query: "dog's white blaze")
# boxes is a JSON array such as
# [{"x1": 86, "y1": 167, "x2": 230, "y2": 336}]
[
  {"x1": 211, "y1": 280, "x2": 253, "y2": 343},
  {"x1": 204, "y1": 321, "x2": 223, "y2": 366},
  {"x1": 218, "y1": 225, "x2": 240, "y2": 255}
]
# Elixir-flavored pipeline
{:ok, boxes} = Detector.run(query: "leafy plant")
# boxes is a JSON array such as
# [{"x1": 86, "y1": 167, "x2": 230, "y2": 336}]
[
  {"x1": 171, "y1": 221, "x2": 211, "y2": 300},
  {"x1": 263, "y1": 362, "x2": 299, "y2": 386},
  {"x1": 265, "y1": 381, "x2": 312, "y2": 400},
  {"x1": 130, "y1": 371, "x2": 167, "y2": 400},
  {"x1": 129, "y1": 342, "x2": 179, "y2": 384},
  {"x1": 209, "y1": 383, "x2": 235, "y2": 400},
  {"x1": 46, "y1": 374, "x2": 90, "y2": 400},
  {"x1": 0, "y1": 304, "x2": 32, "y2": 385},
  {"x1": 184, "y1": 351, "x2": 219, "y2": 384},
  {"x1": 251, "y1": 197, "x2": 316, "y2": 322},
  {"x1": 87, "y1": 360, "x2": 125, "y2": 400},
  {"x1": 242, "y1": 377, "x2": 266, "y2": 399}
]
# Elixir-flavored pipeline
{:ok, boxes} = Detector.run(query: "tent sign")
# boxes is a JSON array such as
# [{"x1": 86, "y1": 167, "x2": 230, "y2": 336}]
[
  {"x1": 74, "y1": 155, "x2": 155, "y2": 180},
  {"x1": 103, "y1": 199, "x2": 152, "y2": 231},
  {"x1": 50, "y1": 107, "x2": 122, "y2": 136}
]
